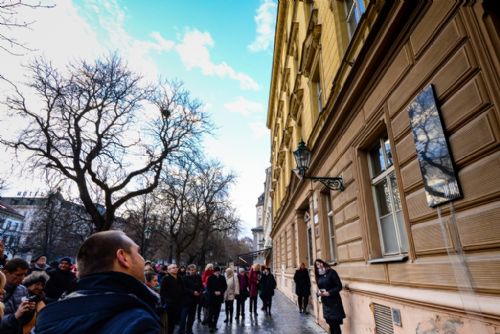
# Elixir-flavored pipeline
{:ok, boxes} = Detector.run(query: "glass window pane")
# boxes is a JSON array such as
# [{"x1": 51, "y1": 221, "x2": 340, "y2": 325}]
[
  {"x1": 374, "y1": 179, "x2": 391, "y2": 216},
  {"x1": 307, "y1": 228, "x2": 314, "y2": 266},
  {"x1": 384, "y1": 138, "x2": 393, "y2": 167},
  {"x1": 328, "y1": 215, "x2": 336, "y2": 261},
  {"x1": 395, "y1": 210, "x2": 408, "y2": 252},
  {"x1": 357, "y1": 0, "x2": 365, "y2": 13},
  {"x1": 389, "y1": 172, "x2": 402, "y2": 211},
  {"x1": 380, "y1": 214, "x2": 399, "y2": 254},
  {"x1": 370, "y1": 143, "x2": 385, "y2": 176}
]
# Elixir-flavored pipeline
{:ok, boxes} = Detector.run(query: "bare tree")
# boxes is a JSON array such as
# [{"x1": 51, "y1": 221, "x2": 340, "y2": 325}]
[
  {"x1": 25, "y1": 190, "x2": 93, "y2": 260},
  {"x1": 1, "y1": 55, "x2": 212, "y2": 231},
  {"x1": 0, "y1": 178, "x2": 6, "y2": 193},
  {"x1": 154, "y1": 156, "x2": 239, "y2": 264},
  {"x1": 122, "y1": 191, "x2": 161, "y2": 260},
  {"x1": 0, "y1": 0, "x2": 53, "y2": 56}
]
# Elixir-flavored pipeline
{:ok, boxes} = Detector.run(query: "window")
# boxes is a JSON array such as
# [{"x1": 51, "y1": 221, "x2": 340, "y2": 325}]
[
  {"x1": 369, "y1": 133, "x2": 408, "y2": 255},
  {"x1": 344, "y1": 0, "x2": 365, "y2": 38},
  {"x1": 305, "y1": 210, "x2": 314, "y2": 266},
  {"x1": 325, "y1": 193, "x2": 337, "y2": 262},
  {"x1": 311, "y1": 67, "x2": 323, "y2": 115}
]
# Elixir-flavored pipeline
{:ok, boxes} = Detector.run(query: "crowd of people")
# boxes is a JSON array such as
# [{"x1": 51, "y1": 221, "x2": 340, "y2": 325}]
[
  {"x1": 151, "y1": 261, "x2": 277, "y2": 333},
  {"x1": 0, "y1": 234, "x2": 345, "y2": 334},
  {"x1": 0, "y1": 248, "x2": 78, "y2": 334}
]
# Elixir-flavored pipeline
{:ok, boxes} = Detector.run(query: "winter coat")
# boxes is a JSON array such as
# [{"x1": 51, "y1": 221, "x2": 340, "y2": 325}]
[
  {"x1": 236, "y1": 273, "x2": 249, "y2": 300},
  {"x1": 182, "y1": 274, "x2": 203, "y2": 306},
  {"x1": 258, "y1": 273, "x2": 276, "y2": 300},
  {"x1": 44, "y1": 268, "x2": 77, "y2": 302},
  {"x1": 160, "y1": 274, "x2": 184, "y2": 316},
  {"x1": 35, "y1": 271, "x2": 161, "y2": 334},
  {"x1": 293, "y1": 268, "x2": 311, "y2": 296},
  {"x1": 316, "y1": 268, "x2": 346, "y2": 322},
  {"x1": 3, "y1": 283, "x2": 29, "y2": 316},
  {"x1": 22, "y1": 292, "x2": 46, "y2": 334},
  {"x1": 223, "y1": 275, "x2": 240, "y2": 301},
  {"x1": 206, "y1": 274, "x2": 227, "y2": 305},
  {"x1": 201, "y1": 269, "x2": 214, "y2": 288},
  {"x1": 3, "y1": 283, "x2": 32, "y2": 334},
  {"x1": 248, "y1": 269, "x2": 260, "y2": 298},
  {"x1": 0, "y1": 313, "x2": 22, "y2": 334}
]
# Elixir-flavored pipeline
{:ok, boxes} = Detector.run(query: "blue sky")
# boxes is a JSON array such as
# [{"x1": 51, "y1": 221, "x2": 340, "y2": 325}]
[{"x1": 0, "y1": 0, "x2": 277, "y2": 236}]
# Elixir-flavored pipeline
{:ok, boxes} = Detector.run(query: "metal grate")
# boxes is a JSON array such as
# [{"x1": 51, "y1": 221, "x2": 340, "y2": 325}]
[{"x1": 373, "y1": 303, "x2": 394, "y2": 334}]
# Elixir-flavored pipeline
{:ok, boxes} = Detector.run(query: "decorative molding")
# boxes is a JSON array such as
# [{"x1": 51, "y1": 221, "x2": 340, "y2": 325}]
[
  {"x1": 283, "y1": 126, "x2": 293, "y2": 147},
  {"x1": 287, "y1": 22, "x2": 299, "y2": 56},
  {"x1": 289, "y1": 74, "x2": 303, "y2": 121},
  {"x1": 300, "y1": 9, "x2": 322, "y2": 78},
  {"x1": 277, "y1": 149, "x2": 287, "y2": 165},
  {"x1": 277, "y1": 99, "x2": 284, "y2": 119},
  {"x1": 282, "y1": 68, "x2": 290, "y2": 94}
]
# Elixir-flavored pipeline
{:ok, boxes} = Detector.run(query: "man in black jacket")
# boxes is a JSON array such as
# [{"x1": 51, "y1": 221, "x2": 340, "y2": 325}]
[
  {"x1": 179, "y1": 264, "x2": 203, "y2": 334},
  {"x1": 160, "y1": 263, "x2": 184, "y2": 334},
  {"x1": 35, "y1": 231, "x2": 161, "y2": 334},
  {"x1": 43, "y1": 257, "x2": 76, "y2": 303},
  {"x1": 206, "y1": 266, "x2": 227, "y2": 333}
]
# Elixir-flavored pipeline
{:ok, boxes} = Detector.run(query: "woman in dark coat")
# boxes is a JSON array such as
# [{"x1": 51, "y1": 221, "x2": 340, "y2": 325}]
[
  {"x1": 258, "y1": 267, "x2": 276, "y2": 315},
  {"x1": 314, "y1": 259, "x2": 346, "y2": 334},
  {"x1": 293, "y1": 262, "x2": 311, "y2": 314}
]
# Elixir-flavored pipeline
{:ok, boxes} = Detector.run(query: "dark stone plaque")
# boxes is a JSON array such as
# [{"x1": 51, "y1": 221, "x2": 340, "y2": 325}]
[{"x1": 407, "y1": 85, "x2": 462, "y2": 207}]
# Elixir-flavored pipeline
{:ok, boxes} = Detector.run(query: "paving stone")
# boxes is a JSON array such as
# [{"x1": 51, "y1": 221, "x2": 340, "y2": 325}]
[{"x1": 191, "y1": 290, "x2": 327, "y2": 333}]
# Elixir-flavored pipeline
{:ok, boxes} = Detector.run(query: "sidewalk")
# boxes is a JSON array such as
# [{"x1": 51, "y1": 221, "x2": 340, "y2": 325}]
[{"x1": 191, "y1": 290, "x2": 327, "y2": 333}]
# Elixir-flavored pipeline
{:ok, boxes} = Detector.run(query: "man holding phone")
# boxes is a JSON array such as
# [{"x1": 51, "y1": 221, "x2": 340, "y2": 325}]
[{"x1": 1, "y1": 258, "x2": 36, "y2": 333}]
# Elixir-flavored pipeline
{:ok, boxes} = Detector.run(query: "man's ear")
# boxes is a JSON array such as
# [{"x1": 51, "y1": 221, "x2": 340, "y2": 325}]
[{"x1": 116, "y1": 249, "x2": 131, "y2": 269}]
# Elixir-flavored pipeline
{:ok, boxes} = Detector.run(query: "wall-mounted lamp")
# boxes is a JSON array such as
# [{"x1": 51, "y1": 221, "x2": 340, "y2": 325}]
[{"x1": 293, "y1": 140, "x2": 344, "y2": 191}]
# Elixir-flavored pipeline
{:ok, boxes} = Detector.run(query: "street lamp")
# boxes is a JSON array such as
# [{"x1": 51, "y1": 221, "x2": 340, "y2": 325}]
[{"x1": 293, "y1": 140, "x2": 345, "y2": 191}]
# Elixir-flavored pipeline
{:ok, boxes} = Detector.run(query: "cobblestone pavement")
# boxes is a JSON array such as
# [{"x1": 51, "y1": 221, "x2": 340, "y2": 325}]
[{"x1": 191, "y1": 290, "x2": 327, "y2": 334}]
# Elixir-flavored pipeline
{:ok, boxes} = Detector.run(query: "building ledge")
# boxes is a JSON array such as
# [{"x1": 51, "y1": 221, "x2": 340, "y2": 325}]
[
  {"x1": 345, "y1": 280, "x2": 500, "y2": 319},
  {"x1": 367, "y1": 255, "x2": 408, "y2": 264}
]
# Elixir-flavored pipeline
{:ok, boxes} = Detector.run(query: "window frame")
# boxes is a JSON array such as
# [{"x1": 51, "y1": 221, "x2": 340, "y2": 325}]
[
  {"x1": 304, "y1": 210, "x2": 314, "y2": 267},
  {"x1": 344, "y1": 0, "x2": 366, "y2": 39},
  {"x1": 324, "y1": 192, "x2": 337, "y2": 262},
  {"x1": 310, "y1": 64, "x2": 324, "y2": 117},
  {"x1": 368, "y1": 135, "x2": 407, "y2": 256}
]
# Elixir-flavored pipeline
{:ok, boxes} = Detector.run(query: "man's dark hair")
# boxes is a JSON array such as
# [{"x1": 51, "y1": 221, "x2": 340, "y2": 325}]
[
  {"x1": 77, "y1": 230, "x2": 134, "y2": 277},
  {"x1": 145, "y1": 271, "x2": 157, "y2": 283},
  {"x1": 4, "y1": 258, "x2": 29, "y2": 273}
]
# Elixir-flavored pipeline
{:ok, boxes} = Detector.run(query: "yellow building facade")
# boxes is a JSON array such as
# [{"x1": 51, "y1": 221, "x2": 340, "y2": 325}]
[{"x1": 267, "y1": 0, "x2": 500, "y2": 333}]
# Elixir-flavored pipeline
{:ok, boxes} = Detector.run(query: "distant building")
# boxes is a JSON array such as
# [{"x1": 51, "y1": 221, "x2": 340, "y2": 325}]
[
  {"x1": 0, "y1": 200, "x2": 25, "y2": 258},
  {"x1": 251, "y1": 167, "x2": 273, "y2": 265},
  {"x1": 1, "y1": 191, "x2": 100, "y2": 260},
  {"x1": 267, "y1": 1, "x2": 499, "y2": 333},
  {"x1": 251, "y1": 193, "x2": 265, "y2": 263}
]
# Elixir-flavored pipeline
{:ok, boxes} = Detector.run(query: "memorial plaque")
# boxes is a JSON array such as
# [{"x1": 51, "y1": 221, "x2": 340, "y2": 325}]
[{"x1": 407, "y1": 85, "x2": 462, "y2": 207}]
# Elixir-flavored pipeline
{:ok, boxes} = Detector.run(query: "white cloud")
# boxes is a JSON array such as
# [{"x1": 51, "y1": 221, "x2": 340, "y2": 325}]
[
  {"x1": 249, "y1": 122, "x2": 269, "y2": 140},
  {"x1": 248, "y1": 0, "x2": 277, "y2": 53},
  {"x1": 224, "y1": 96, "x2": 264, "y2": 116},
  {"x1": 176, "y1": 29, "x2": 260, "y2": 90},
  {"x1": 85, "y1": 0, "x2": 162, "y2": 81},
  {"x1": 150, "y1": 31, "x2": 176, "y2": 51}
]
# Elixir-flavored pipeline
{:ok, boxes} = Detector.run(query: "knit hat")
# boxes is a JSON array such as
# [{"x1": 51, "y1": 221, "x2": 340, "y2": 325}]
[
  {"x1": 33, "y1": 255, "x2": 47, "y2": 262},
  {"x1": 22, "y1": 271, "x2": 50, "y2": 287},
  {"x1": 60, "y1": 257, "x2": 72, "y2": 264},
  {"x1": 214, "y1": 266, "x2": 221, "y2": 272}
]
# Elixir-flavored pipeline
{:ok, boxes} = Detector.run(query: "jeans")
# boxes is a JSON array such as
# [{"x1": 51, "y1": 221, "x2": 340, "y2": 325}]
[
  {"x1": 297, "y1": 294, "x2": 309, "y2": 311},
  {"x1": 208, "y1": 301, "x2": 222, "y2": 330},
  {"x1": 224, "y1": 300, "x2": 234, "y2": 320},
  {"x1": 235, "y1": 297, "x2": 246, "y2": 317},
  {"x1": 178, "y1": 304, "x2": 197, "y2": 334},
  {"x1": 327, "y1": 320, "x2": 342, "y2": 334},
  {"x1": 249, "y1": 296, "x2": 257, "y2": 313}
]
